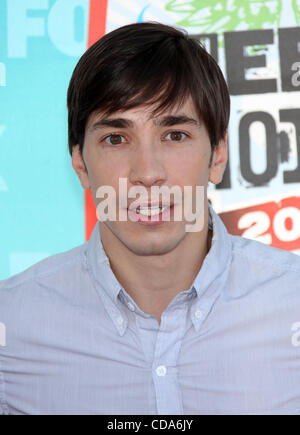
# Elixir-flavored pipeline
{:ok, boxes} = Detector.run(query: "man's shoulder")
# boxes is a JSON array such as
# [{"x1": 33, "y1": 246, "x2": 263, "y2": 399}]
[
  {"x1": 0, "y1": 241, "x2": 88, "y2": 292},
  {"x1": 228, "y1": 234, "x2": 300, "y2": 300},
  {"x1": 230, "y1": 234, "x2": 300, "y2": 273}
]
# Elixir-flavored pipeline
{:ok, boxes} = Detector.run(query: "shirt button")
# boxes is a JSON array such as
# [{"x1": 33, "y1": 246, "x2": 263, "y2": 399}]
[
  {"x1": 156, "y1": 365, "x2": 167, "y2": 377},
  {"x1": 116, "y1": 316, "x2": 124, "y2": 326},
  {"x1": 127, "y1": 302, "x2": 135, "y2": 312},
  {"x1": 194, "y1": 309, "x2": 203, "y2": 320}
]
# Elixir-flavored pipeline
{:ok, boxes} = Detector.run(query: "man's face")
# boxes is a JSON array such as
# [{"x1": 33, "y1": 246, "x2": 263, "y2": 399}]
[{"x1": 72, "y1": 96, "x2": 227, "y2": 256}]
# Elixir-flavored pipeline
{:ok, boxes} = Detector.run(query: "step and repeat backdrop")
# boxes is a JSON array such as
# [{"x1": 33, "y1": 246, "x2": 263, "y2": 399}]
[{"x1": 0, "y1": 0, "x2": 299, "y2": 279}]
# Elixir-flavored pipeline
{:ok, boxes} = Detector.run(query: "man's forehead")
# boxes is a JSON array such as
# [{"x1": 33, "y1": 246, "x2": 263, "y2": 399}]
[{"x1": 87, "y1": 97, "x2": 199, "y2": 127}]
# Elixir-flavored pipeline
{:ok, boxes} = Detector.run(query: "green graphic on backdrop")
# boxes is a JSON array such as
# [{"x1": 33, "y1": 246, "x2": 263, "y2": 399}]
[
  {"x1": 292, "y1": 0, "x2": 300, "y2": 24},
  {"x1": 165, "y1": 0, "x2": 286, "y2": 32}
]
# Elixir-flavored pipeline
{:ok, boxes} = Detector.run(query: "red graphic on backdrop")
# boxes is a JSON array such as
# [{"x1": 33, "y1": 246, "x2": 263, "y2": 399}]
[
  {"x1": 219, "y1": 196, "x2": 300, "y2": 251},
  {"x1": 85, "y1": 0, "x2": 108, "y2": 240},
  {"x1": 88, "y1": 0, "x2": 108, "y2": 47}
]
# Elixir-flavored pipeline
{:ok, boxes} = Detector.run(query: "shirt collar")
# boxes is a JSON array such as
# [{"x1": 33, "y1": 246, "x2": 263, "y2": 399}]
[
  {"x1": 86, "y1": 219, "x2": 128, "y2": 336},
  {"x1": 189, "y1": 201, "x2": 233, "y2": 332},
  {"x1": 86, "y1": 202, "x2": 232, "y2": 335}
]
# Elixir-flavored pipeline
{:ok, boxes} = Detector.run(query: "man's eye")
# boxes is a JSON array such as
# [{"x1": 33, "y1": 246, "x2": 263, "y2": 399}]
[
  {"x1": 103, "y1": 134, "x2": 126, "y2": 145},
  {"x1": 165, "y1": 131, "x2": 187, "y2": 141}
]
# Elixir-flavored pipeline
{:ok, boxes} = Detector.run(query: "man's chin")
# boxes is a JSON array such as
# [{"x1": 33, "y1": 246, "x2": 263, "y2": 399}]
[
  {"x1": 100, "y1": 221, "x2": 188, "y2": 256},
  {"x1": 122, "y1": 244, "x2": 176, "y2": 257},
  {"x1": 118, "y1": 232, "x2": 187, "y2": 257}
]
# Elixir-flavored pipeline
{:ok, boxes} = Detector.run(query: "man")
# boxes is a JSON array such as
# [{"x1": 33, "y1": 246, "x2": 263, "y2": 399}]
[{"x1": 0, "y1": 22, "x2": 300, "y2": 416}]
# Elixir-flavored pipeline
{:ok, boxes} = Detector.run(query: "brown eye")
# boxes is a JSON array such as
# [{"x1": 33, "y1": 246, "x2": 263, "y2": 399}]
[
  {"x1": 104, "y1": 134, "x2": 125, "y2": 145},
  {"x1": 166, "y1": 131, "x2": 187, "y2": 141}
]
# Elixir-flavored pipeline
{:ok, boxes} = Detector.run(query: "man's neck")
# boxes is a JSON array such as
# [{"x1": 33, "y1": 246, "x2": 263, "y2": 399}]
[{"x1": 99, "y1": 214, "x2": 212, "y2": 324}]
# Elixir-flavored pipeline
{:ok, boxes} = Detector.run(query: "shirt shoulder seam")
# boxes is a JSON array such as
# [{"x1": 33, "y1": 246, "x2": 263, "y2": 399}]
[
  {"x1": 231, "y1": 238, "x2": 300, "y2": 273},
  {"x1": 2, "y1": 245, "x2": 87, "y2": 290}
]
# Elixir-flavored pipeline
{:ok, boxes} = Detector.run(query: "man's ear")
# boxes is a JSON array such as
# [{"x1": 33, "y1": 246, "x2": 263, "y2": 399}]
[
  {"x1": 72, "y1": 144, "x2": 91, "y2": 190},
  {"x1": 208, "y1": 131, "x2": 228, "y2": 185}
]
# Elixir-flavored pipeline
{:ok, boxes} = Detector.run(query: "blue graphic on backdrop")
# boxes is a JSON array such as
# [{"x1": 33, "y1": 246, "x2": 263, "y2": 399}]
[{"x1": 0, "y1": 0, "x2": 89, "y2": 279}]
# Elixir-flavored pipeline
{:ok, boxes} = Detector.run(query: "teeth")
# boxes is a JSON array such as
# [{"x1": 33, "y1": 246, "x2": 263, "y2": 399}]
[{"x1": 137, "y1": 206, "x2": 168, "y2": 216}]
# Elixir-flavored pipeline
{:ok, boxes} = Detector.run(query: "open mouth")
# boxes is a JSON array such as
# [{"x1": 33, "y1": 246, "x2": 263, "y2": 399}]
[
  {"x1": 127, "y1": 204, "x2": 175, "y2": 224},
  {"x1": 135, "y1": 206, "x2": 169, "y2": 216}
]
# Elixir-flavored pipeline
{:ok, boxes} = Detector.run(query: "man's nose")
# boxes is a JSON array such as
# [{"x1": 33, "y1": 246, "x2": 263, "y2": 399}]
[{"x1": 129, "y1": 142, "x2": 167, "y2": 188}]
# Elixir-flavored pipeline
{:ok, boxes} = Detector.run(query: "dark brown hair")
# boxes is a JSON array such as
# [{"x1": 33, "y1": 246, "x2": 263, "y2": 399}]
[{"x1": 67, "y1": 21, "x2": 230, "y2": 157}]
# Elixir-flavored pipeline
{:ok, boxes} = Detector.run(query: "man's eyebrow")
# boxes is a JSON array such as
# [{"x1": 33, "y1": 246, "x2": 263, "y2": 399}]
[
  {"x1": 88, "y1": 114, "x2": 201, "y2": 132},
  {"x1": 88, "y1": 118, "x2": 134, "y2": 132},
  {"x1": 154, "y1": 115, "x2": 201, "y2": 127}
]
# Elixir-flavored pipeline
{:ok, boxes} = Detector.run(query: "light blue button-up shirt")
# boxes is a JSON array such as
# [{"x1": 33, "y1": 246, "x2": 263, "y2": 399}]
[{"x1": 1, "y1": 203, "x2": 300, "y2": 415}]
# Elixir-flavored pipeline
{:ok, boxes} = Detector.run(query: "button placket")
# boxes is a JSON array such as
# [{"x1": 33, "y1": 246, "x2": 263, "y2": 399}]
[{"x1": 151, "y1": 306, "x2": 188, "y2": 414}]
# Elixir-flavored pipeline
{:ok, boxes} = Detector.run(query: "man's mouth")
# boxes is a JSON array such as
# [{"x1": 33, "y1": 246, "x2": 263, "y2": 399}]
[
  {"x1": 135, "y1": 206, "x2": 169, "y2": 216},
  {"x1": 127, "y1": 202, "x2": 175, "y2": 224}
]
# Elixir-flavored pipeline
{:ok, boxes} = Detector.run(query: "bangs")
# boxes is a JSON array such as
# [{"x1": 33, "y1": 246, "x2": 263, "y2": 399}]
[{"x1": 85, "y1": 36, "x2": 200, "y2": 121}]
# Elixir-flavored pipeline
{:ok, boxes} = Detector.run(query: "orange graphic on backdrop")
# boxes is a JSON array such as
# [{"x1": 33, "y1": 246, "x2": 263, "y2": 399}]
[{"x1": 85, "y1": 0, "x2": 108, "y2": 240}]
